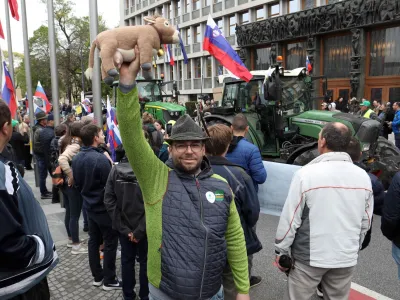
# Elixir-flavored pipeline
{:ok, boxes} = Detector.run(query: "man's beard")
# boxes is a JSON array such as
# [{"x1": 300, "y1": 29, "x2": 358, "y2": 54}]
[{"x1": 172, "y1": 156, "x2": 202, "y2": 175}]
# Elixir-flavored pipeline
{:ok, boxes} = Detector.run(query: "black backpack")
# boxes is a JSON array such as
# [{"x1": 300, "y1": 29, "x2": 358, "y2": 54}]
[{"x1": 49, "y1": 138, "x2": 64, "y2": 187}]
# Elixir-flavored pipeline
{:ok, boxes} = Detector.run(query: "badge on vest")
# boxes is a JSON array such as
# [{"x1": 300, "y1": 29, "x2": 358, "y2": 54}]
[
  {"x1": 206, "y1": 191, "x2": 216, "y2": 203},
  {"x1": 215, "y1": 190, "x2": 224, "y2": 202}
]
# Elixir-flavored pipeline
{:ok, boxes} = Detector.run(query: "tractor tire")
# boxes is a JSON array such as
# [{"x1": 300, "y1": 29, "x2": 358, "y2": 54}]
[
  {"x1": 375, "y1": 136, "x2": 400, "y2": 158},
  {"x1": 292, "y1": 147, "x2": 319, "y2": 166}
]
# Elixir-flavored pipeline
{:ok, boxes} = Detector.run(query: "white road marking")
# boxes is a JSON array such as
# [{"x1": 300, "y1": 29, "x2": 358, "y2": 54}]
[{"x1": 351, "y1": 282, "x2": 394, "y2": 300}]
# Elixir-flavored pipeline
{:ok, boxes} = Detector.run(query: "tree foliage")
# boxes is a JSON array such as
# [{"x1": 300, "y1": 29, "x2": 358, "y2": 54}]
[{"x1": 16, "y1": 0, "x2": 110, "y2": 104}]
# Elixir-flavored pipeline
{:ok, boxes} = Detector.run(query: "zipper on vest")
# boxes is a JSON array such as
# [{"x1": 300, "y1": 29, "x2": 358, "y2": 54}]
[{"x1": 196, "y1": 177, "x2": 208, "y2": 299}]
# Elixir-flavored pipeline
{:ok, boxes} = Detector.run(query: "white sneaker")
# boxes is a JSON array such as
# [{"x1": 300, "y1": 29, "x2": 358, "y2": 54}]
[
  {"x1": 71, "y1": 244, "x2": 88, "y2": 255},
  {"x1": 93, "y1": 279, "x2": 103, "y2": 287},
  {"x1": 67, "y1": 239, "x2": 85, "y2": 248}
]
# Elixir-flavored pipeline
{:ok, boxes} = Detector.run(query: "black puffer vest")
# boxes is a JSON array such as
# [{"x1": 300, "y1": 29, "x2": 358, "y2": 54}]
[{"x1": 160, "y1": 159, "x2": 233, "y2": 300}]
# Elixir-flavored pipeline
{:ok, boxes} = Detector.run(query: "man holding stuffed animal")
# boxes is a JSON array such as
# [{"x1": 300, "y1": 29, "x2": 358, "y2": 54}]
[{"x1": 117, "y1": 46, "x2": 250, "y2": 300}]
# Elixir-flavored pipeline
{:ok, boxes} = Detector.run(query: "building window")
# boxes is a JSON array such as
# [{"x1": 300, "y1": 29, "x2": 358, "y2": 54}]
[
  {"x1": 269, "y1": 3, "x2": 280, "y2": 17},
  {"x1": 178, "y1": 62, "x2": 183, "y2": 81},
  {"x1": 256, "y1": 7, "x2": 265, "y2": 21},
  {"x1": 184, "y1": 0, "x2": 190, "y2": 13},
  {"x1": 194, "y1": 58, "x2": 202, "y2": 78},
  {"x1": 369, "y1": 26, "x2": 400, "y2": 77},
  {"x1": 239, "y1": 12, "x2": 249, "y2": 25},
  {"x1": 194, "y1": 25, "x2": 201, "y2": 43},
  {"x1": 254, "y1": 47, "x2": 271, "y2": 70},
  {"x1": 170, "y1": 65, "x2": 174, "y2": 81},
  {"x1": 193, "y1": 0, "x2": 200, "y2": 10},
  {"x1": 175, "y1": 0, "x2": 181, "y2": 16},
  {"x1": 186, "y1": 60, "x2": 192, "y2": 79},
  {"x1": 323, "y1": 35, "x2": 352, "y2": 78},
  {"x1": 204, "y1": 0, "x2": 211, "y2": 6},
  {"x1": 205, "y1": 57, "x2": 212, "y2": 77},
  {"x1": 216, "y1": 60, "x2": 224, "y2": 75},
  {"x1": 228, "y1": 15, "x2": 236, "y2": 36},
  {"x1": 216, "y1": 19, "x2": 223, "y2": 32},
  {"x1": 125, "y1": 0, "x2": 129, "y2": 9},
  {"x1": 185, "y1": 28, "x2": 192, "y2": 45},
  {"x1": 286, "y1": 42, "x2": 307, "y2": 70},
  {"x1": 214, "y1": 0, "x2": 222, "y2": 3},
  {"x1": 159, "y1": 64, "x2": 165, "y2": 79},
  {"x1": 289, "y1": 0, "x2": 300, "y2": 13}
]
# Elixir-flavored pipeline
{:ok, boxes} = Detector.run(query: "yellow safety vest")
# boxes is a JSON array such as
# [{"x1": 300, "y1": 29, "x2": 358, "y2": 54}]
[{"x1": 364, "y1": 109, "x2": 373, "y2": 119}]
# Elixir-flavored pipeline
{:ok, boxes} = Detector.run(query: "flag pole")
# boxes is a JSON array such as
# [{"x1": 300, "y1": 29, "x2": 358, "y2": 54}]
[
  {"x1": 47, "y1": 0, "x2": 60, "y2": 125},
  {"x1": 4, "y1": 0, "x2": 15, "y2": 84},
  {"x1": 21, "y1": 0, "x2": 38, "y2": 187},
  {"x1": 89, "y1": 0, "x2": 102, "y2": 127}
]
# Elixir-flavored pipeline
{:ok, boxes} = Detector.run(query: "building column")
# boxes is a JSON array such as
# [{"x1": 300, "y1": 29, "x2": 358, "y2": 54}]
[{"x1": 279, "y1": 0, "x2": 287, "y2": 15}]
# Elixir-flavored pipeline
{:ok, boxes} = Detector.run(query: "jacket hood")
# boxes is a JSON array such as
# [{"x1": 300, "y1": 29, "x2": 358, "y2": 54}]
[
  {"x1": 115, "y1": 160, "x2": 136, "y2": 181},
  {"x1": 81, "y1": 146, "x2": 103, "y2": 153},
  {"x1": 207, "y1": 155, "x2": 244, "y2": 169},
  {"x1": 228, "y1": 136, "x2": 245, "y2": 153},
  {"x1": 145, "y1": 124, "x2": 157, "y2": 133},
  {"x1": 307, "y1": 152, "x2": 352, "y2": 165},
  {"x1": 165, "y1": 156, "x2": 213, "y2": 179}
]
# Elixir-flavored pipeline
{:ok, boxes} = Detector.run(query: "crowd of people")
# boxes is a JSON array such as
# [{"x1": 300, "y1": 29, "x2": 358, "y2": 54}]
[{"x1": 0, "y1": 48, "x2": 400, "y2": 300}]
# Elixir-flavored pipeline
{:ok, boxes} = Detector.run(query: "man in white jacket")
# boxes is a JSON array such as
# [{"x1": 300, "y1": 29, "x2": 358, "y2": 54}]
[{"x1": 274, "y1": 122, "x2": 374, "y2": 300}]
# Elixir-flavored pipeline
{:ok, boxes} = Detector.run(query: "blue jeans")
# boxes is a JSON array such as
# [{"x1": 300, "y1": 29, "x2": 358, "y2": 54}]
[
  {"x1": 36, "y1": 155, "x2": 49, "y2": 195},
  {"x1": 120, "y1": 235, "x2": 149, "y2": 300},
  {"x1": 149, "y1": 286, "x2": 223, "y2": 300},
  {"x1": 392, "y1": 243, "x2": 400, "y2": 280},
  {"x1": 62, "y1": 185, "x2": 83, "y2": 243}
]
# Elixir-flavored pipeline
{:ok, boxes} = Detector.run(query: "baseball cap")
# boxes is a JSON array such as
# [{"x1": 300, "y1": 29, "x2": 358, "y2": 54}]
[
  {"x1": 360, "y1": 100, "x2": 371, "y2": 107},
  {"x1": 11, "y1": 119, "x2": 19, "y2": 128},
  {"x1": 47, "y1": 114, "x2": 54, "y2": 121}
]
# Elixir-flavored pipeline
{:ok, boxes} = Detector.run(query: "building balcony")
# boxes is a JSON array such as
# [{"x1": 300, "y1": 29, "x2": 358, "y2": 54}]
[
  {"x1": 213, "y1": 2, "x2": 222, "y2": 12},
  {"x1": 174, "y1": 16, "x2": 181, "y2": 25},
  {"x1": 125, "y1": 8, "x2": 129, "y2": 15},
  {"x1": 150, "y1": 0, "x2": 155, "y2": 4},
  {"x1": 143, "y1": 0, "x2": 148, "y2": 8},
  {"x1": 192, "y1": 9, "x2": 200, "y2": 19},
  {"x1": 184, "y1": 79, "x2": 192, "y2": 90},
  {"x1": 136, "y1": 3, "x2": 141, "y2": 10},
  {"x1": 185, "y1": 45, "x2": 191, "y2": 54},
  {"x1": 202, "y1": 6, "x2": 210, "y2": 16},
  {"x1": 227, "y1": 35, "x2": 236, "y2": 45},
  {"x1": 192, "y1": 43, "x2": 201, "y2": 53},
  {"x1": 225, "y1": 0, "x2": 235, "y2": 9},
  {"x1": 194, "y1": 78, "x2": 202, "y2": 89},
  {"x1": 238, "y1": 0, "x2": 248, "y2": 4},
  {"x1": 183, "y1": 12, "x2": 191, "y2": 22},
  {"x1": 204, "y1": 78, "x2": 212, "y2": 89},
  {"x1": 130, "y1": 6, "x2": 135, "y2": 13}
]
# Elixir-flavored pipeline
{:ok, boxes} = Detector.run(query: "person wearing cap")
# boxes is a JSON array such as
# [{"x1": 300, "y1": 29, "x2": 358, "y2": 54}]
[
  {"x1": 359, "y1": 100, "x2": 378, "y2": 120},
  {"x1": 117, "y1": 46, "x2": 250, "y2": 300},
  {"x1": 33, "y1": 111, "x2": 53, "y2": 199}
]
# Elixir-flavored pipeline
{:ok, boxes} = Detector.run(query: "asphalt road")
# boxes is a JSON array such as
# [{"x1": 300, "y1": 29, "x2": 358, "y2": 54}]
[{"x1": 249, "y1": 214, "x2": 400, "y2": 300}]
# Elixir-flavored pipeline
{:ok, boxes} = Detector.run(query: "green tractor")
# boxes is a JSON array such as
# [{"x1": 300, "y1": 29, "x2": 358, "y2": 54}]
[
  {"x1": 205, "y1": 65, "x2": 400, "y2": 188},
  {"x1": 112, "y1": 77, "x2": 186, "y2": 125}
]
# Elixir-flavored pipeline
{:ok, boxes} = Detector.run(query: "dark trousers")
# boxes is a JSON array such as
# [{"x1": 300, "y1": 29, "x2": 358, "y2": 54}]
[
  {"x1": 88, "y1": 211, "x2": 118, "y2": 284},
  {"x1": 62, "y1": 185, "x2": 83, "y2": 243},
  {"x1": 120, "y1": 234, "x2": 149, "y2": 300},
  {"x1": 82, "y1": 206, "x2": 88, "y2": 228},
  {"x1": 36, "y1": 155, "x2": 49, "y2": 195},
  {"x1": 23, "y1": 146, "x2": 32, "y2": 169},
  {"x1": 395, "y1": 134, "x2": 400, "y2": 150},
  {"x1": 9, "y1": 277, "x2": 50, "y2": 300}
]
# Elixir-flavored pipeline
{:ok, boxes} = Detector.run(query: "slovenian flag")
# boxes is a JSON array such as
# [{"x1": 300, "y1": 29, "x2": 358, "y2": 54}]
[
  {"x1": 177, "y1": 25, "x2": 188, "y2": 64},
  {"x1": 203, "y1": 15, "x2": 252, "y2": 82},
  {"x1": 306, "y1": 56, "x2": 312, "y2": 73},
  {"x1": 163, "y1": 44, "x2": 174, "y2": 66},
  {"x1": 106, "y1": 97, "x2": 122, "y2": 162},
  {"x1": 1, "y1": 49, "x2": 17, "y2": 117},
  {"x1": 34, "y1": 81, "x2": 52, "y2": 113}
]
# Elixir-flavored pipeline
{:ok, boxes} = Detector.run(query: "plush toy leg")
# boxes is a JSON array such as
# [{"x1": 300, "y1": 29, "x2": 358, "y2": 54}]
[
  {"x1": 99, "y1": 44, "x2": 119, "y2": 81},
  {"x1": 102, "y1": 63, "x2": 114, "y2": 86},
  {"x1": 141, "y1": 62, "x2": 153, "y2": 80}
]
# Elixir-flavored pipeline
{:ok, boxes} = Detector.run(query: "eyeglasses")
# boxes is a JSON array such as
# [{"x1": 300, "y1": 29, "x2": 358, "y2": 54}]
[{"x1": 173, "y1": 142, "x2": 203, "y2": 153}]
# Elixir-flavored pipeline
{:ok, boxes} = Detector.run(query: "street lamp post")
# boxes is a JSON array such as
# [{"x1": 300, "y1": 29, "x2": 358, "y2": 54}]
[{"x1": 80, "y1": 47, "x2": 85, "y2": 93}]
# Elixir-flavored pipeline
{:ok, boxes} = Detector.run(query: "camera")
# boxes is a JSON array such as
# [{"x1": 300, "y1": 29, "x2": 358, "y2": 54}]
[{"x1": 166, "y1": 123, "x2": 173, "y2": 136}]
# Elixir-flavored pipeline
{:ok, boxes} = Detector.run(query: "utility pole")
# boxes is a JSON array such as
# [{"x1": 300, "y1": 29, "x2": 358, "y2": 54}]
[
  {"x1": 4, "y1": 0, "x2": 15, "y2": 83},
  {"x1": 47, "y1": 0, "x2": 60, "y2": 125},
  {"x1": 80, "y1": 47, "x2": 85, "y2": 93},
  {"x1": 89, "y1": 0, "x2": 102, "y2": 126}
]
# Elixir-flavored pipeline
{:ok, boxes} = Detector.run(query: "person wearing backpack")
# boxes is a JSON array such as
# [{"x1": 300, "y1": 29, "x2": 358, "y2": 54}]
[
  {"x1": 104, "y1": 144, "x2": 148, "y2": 300},
  {"x1": 58, "y1": 122, "x2": 87, "y2": 255}
]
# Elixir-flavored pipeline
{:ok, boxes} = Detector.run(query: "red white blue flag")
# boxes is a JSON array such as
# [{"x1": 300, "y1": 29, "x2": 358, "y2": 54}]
[
  {"x1": 1, "y1": 49, "x2": 17, "y2": 117},
  {"x1": 164, "y1": 44, "x2": 174, "y2": 66},
  {"x1": 203, "y1": 15, "x2": 252, "y2": 82},
  {"x1": 106, "y1": 97, "x2": 122, "y2": 162},
  {"x1": 34, "y1": 81, "x2": 52, "y2": 113},
  {"x1": 0, "y1": 20, "x2": 5, "y2": 40},
  {"x1": 177, "y1": 25, "x2": 188, "y2": 64},
  {"x1": 306, "y1": 56, "x2": 312, "y2": 73},
  {"x1": 8, "y1": 0, "x2": 19, "y2": 21}
]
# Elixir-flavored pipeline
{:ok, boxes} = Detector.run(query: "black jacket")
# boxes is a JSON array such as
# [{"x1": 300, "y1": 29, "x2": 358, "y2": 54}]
[
  {"x1": 33, "y1": 124, "x2": 46, "y2": 155},
  {"x1": 208, "y1": 156, "x2": 262, "y2": 255},
  {"x1": 382, "y1": 172, "x2": 400, "y2": 248},
  {"x1": 10, "y1": 131, "x2": 29, "y2": 161},
  {"x1": 104, "y1": 158, "x2": 146, "y2": 240},
  {"x1": 40, "y1": 126, "x2": 55, "y2": 167},
  {"x1": 72, "y1": 146, "x2": 112, "y2": 213}
]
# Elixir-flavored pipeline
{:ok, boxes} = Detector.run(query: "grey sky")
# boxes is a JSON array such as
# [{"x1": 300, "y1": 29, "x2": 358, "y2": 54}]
[{"x1": 0, "y1": 0, "x2": 121, "y2": 54}]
